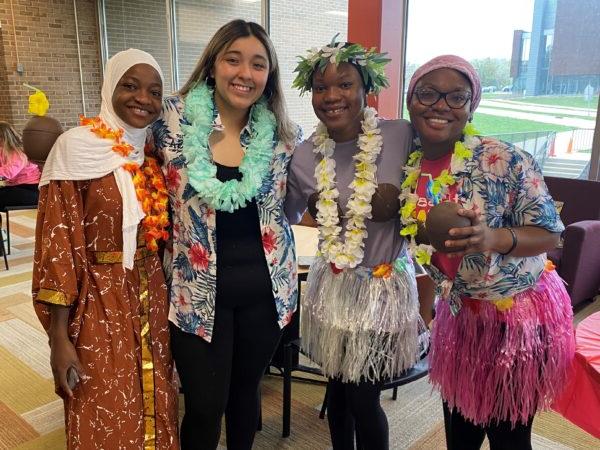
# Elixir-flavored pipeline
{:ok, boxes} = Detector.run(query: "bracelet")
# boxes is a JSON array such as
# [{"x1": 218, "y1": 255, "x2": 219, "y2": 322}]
[{"x1": 499, "y1": 227, "x2": 517, "y2": 255}]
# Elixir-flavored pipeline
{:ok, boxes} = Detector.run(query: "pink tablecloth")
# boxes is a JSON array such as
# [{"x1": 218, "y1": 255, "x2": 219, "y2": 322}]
[{"x1": 553, "y1": 311, "x2": 600, "y2": 438}]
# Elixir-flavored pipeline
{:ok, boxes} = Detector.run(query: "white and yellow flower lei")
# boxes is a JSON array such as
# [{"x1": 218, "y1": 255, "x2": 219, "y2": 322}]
[
  {"x1": 313, "y1": 106, "x2": 383, "y2": 269},
  {"x1": 399, "y1": 123, "x2": 479, "y2": 267}
]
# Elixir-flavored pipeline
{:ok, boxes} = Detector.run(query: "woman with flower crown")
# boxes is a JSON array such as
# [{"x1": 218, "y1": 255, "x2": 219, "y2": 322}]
[
  {"x1": 286, "y1": 39, "x2": 426, "y2": 449},
  {"x1": 152, "y1": 20, "x2": 299, "y2": 450},
  {"x1": 403, "y1": 55, "x2": 575, "y2": 449},
  {"x1": 32, "y1": 49, "x2": 178, "y2": 449}
]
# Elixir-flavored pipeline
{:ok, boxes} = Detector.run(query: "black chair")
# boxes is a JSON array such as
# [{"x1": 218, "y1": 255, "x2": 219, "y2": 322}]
[
  {"x1": 0, "y1": 213, "x2": 8, "y2": 270},
  {"x1": 268, "y1": 268, "x2": 327, "y2": 437},
  {"x1": 318, "y1": 355, "x2": 430, "y2": 419},
  {"x1": 269, "y1": 262, "x2": 430, "y2": 438},
  {"x1": 0, "y1": 204, "x2": 38, "y2": 269}
]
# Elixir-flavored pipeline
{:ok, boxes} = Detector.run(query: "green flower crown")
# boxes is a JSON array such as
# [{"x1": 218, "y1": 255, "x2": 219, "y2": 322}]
[{"x1": 292, "y1": 35, "x2": 391, "y2": 96}]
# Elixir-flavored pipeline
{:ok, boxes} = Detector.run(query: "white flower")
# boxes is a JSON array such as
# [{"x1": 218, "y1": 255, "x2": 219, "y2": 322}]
[
  {"x1": 320, "y1": 43, "x2": 344, "y2": 64},
  {"x1": 355, "y1": 57, "x2": 367, "y2": 66},
  {"x1": 464, "y1": 134, "x2": 479, "y2": 149},
  {"x1": 399, "y1": 191, "x2": 419, "y2": 203},
  {"x1": 312, "y1": 106, "x2": 382, "y2": 269},
  {"x1": 306, "y1": 47, "x2": 320, "y2": 64}
]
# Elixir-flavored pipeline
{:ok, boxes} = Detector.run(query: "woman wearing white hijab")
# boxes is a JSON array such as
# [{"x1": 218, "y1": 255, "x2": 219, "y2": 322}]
[{"x1": 32, "y1": 49, "x2": 179, "y2": 449}]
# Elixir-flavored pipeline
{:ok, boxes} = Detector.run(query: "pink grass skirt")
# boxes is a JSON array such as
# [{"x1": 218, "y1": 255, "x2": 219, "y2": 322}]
[{"x1": 429, "y1": 268, "x2": 575, "y2": 426}]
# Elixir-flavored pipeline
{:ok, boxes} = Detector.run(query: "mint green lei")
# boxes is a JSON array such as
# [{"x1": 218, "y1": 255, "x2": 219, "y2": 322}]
[{"x1": 182, "y1": 83, "x2": 277, "y2": 212}]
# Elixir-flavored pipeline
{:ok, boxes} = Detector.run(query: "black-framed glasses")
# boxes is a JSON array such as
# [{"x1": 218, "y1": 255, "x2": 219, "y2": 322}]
[{"x1": 414, "y1": 87, "x2": 472, "y2": 109}]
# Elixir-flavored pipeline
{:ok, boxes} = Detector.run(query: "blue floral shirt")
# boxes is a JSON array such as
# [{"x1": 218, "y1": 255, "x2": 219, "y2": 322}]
[
  {"x1": 152, "y1": 95, "x2": 298, "y2": 341},
  {"x1": 424, "y1": 136, "x2": 565, "y2": 302}
]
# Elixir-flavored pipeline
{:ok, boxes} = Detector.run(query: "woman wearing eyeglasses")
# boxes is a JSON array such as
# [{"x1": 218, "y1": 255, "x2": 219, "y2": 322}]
[{"x1": 403, "y1": 55, "x2": 574, "y2": 449}]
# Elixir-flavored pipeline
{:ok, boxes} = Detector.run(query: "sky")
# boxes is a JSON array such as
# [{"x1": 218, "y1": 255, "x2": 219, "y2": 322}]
[{"x1": 406, "y1": 0, "x2": 535, "y2": 64}]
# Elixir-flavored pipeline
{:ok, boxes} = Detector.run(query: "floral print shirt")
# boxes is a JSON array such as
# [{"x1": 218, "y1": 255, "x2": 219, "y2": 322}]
[
  {"x1": 152, "y1": 95, "x2": 298, "y2": 341},
  {"x1": 423, "y1": 136, "x2": 564, "y2": 302}
]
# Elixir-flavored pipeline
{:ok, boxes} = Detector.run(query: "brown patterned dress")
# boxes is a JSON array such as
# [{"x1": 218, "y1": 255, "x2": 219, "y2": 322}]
[{"x1": 32, "y1": 173, "x2": 179, "y2": 450}]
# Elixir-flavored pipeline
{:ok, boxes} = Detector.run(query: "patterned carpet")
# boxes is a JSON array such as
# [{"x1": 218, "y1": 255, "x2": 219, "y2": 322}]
[{"x1": 1, "y1": 210, "x2": 599, "y2": 449}]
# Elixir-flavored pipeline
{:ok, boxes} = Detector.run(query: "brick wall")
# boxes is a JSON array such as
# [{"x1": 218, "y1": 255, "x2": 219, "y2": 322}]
[{"x1": 0, "y1": 0, "x2": 101, "y2": 131}]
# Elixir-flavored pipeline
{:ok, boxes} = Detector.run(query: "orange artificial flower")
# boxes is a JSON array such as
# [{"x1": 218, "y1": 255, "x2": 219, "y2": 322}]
[
  {"x1": 80, "y1": 115, "x2": 170, "y2": 251},
  {"x1": 372, "y1": 263, "x2": 393, "y2": 278}
]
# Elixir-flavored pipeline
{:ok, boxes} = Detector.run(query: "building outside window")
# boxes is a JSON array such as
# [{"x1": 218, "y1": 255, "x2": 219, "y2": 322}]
[{"x1": 405, "y1": 0, "x2": 599, "y2": 180}]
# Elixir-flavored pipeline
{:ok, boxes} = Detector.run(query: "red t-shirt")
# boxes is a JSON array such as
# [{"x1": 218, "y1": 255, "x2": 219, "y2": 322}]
[{"x1": 414, "y1": 153, "x2": 462, "y2": 279}]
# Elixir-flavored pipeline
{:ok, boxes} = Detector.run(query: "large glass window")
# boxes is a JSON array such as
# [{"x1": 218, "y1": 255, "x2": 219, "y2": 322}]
[
  {"x1": 173, "y1": 0, "x2": 261, "y2": 88},
  {"x1": 405, "y1": 0, "x2": 599, "y2": 180},
  {"x1": 270, "y1": 0, "x2": 348, "y2": 135},
  {"x1": 102, "y1": 0, "x2": 173, "y2": 90},
  {"x1": 100, "y1": 0, "x2": 348, "y2": 135}
]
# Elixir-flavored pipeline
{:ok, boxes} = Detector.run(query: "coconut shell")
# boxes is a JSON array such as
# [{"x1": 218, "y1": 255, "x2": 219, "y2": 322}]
[
  {"x1": 425, "y1": 201, "x2": 471, "y2": 253},
  {"x1": 22, "y1": 116, "x2": 63, "y2": 163}
]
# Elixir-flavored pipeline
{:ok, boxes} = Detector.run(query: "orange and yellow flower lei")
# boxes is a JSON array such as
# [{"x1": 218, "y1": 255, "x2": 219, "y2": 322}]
[{"x1": 80, "y1": 115, "x2": 169, "y2": 251}]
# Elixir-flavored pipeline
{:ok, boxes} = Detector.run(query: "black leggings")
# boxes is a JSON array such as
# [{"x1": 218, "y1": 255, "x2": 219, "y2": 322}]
[
  {"x1": 0, "y1": 184, "x2": 38, "y2": 209},
  {"x1": 327, "y1": 378, "x2": 388, "y2": 450},
  {"x1": 443, "y1": 402, "x2": 534, "y2": 450},
  {"x1": 170, "y1": 300, "x2": 282, "y2": 450}
]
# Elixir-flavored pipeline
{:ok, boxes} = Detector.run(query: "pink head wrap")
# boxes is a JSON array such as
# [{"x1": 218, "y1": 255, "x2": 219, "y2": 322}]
[{"x1": 407, "y1": 55, "x2": 482, "y2": 112}]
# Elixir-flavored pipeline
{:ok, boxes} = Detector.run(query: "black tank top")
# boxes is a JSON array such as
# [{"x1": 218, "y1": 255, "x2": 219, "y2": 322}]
[{"x1": 215, "y1": 163, "x2": 274, "y2": 307}]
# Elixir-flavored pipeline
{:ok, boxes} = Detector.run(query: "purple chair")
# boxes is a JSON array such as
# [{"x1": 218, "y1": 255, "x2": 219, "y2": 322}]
[{"x1": 544, "y1": 176, "x2": 600, "y2": 307}]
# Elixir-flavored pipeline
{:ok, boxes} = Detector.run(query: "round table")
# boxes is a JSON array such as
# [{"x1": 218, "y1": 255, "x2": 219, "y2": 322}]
[{"x1": 553, "y1": 311, "x2": 600, "y2": 438}]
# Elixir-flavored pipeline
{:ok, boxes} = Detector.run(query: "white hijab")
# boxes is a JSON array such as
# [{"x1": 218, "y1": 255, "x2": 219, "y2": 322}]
[{"x1": 40, "y1": 49, "x2": 164, "y2": 269}]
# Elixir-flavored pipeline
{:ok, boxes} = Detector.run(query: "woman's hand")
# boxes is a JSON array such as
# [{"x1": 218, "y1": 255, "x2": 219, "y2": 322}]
[
  {"x1": 444, "y1": 206, "x2": 502, "y2": 256},
  {"x1": 49, "y1": 304, "x2": 83, "y2": 398},
  {"x1": 50, "y1": 334, "x2": 84, "y2": 398},
  {"x1": 444, "y1": 206, "x2": 560, "y2": 257}
]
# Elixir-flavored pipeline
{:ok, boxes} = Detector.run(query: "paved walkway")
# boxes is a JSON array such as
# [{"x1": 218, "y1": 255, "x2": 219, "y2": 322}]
[
  {"x1": 480, "y1": 99, "x2": 597, "y2": 118},
  {"x1": 477, "y1": 106, "x2": 596, "y2": 129}
]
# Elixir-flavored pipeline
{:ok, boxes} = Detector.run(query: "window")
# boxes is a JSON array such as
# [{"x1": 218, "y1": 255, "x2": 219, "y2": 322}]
[
  {"x1": 405, "y1": 0, "x2": 599, "y2": 180},
  {"x1": 173, "y1": 0, "x2": 261, "y2": 88},
  {"x1": 101, "y1": 0, "x2": 173, "y2": 90},
  {"x1": 270, "y1": 0, "x2": 349, "y2": 135},
  {"x1": 521, "y1": 35, "x2": 531, "y2": 62}
]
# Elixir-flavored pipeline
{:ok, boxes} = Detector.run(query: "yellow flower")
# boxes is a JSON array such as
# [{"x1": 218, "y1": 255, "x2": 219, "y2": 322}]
[
  {"x1": 415, "y1": 248, "x2": 431, "y2": 265},
  {"x1": 437, "y1": 169, "x2": 456, "y2": 186},
  {"x1": 28, "y1": 90, "x2": 49, "y2": 116},
  {"x1": 400, "y1": 223, "x2": 418, "y2": 237},
  {"x1": 407, "y1": 151, "x2": 423, "y2": 166},
  {"x1": 417, "y1": 210, "x2": 427, "y2": 222},
  {"x1": 401, "y1": 169, "x2": 419, "y2": 189},
  {"x1": 493, "y1": 297, "x2": 514, "y2": 312},
  {"x1": 400, "y1": 201, "x2": 416, "y2": 220},
  {"x1": 463, "y1": 123, "x2": 480, "y2": 136},
  {"x1": 454, "y1": 141, "x2": 473, "y2": 160}
]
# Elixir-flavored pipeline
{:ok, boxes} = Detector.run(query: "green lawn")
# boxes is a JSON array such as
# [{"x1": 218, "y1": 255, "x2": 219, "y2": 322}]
[
  {"x1": 509, "y1": 95, "x2": 599, "y2": 109},
  {"x1": 481, "y1": 93, "x2": 511, "y2": 100},
  {"x1": 401, "y1": 106, "x2": 575, "y2": 135},
  {"x1": 472, "y1": 113, "x2": 574, "y2": 135}
]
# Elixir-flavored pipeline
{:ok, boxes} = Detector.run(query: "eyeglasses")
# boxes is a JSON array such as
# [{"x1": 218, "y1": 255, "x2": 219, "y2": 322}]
[{"x1": 414, "y1": 87, "x2": 472, "y2": 109}]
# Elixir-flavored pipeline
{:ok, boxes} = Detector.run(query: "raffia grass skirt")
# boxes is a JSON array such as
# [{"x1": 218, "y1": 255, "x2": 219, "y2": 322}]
[
  {"x1": 301, "y1": 255, "x2": 427, "y2": 383},
  {"x1": 429, "y1": 268, "x2": 575, "y2": 426}
]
